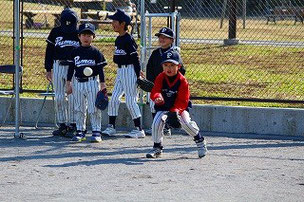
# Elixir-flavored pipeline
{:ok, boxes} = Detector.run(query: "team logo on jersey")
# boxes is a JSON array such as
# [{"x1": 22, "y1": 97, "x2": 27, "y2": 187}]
[
  {"x1": 55, "y1": 37, "x2": 79, "y2": 48},
  {"x1": 114, "y1": 46, "x2": 127, "y2": 55},
  {"x1": 74, "y1": 56, "x2": 96, "y2": 67},
  {"x1": 162, "y1": 89, "x2": 177, "y2": 98}
]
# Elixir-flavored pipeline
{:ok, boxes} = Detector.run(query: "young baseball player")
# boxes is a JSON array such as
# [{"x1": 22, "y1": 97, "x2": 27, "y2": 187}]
[
  {"x1": 101, "y1": 9, "x2": 145, "y2": 138},
  {"x1": 144, "y1": 27, "x2": 186, "y2": 136},
  {"x1": 66, "y1": 23, "x2": 107, "y2": 143},
  {"x1": 146, "y1": 50, "x2": 207, "y2": 158},
  {"x1": 45, "y1": 8, "x2": 79, "y2": 137}
]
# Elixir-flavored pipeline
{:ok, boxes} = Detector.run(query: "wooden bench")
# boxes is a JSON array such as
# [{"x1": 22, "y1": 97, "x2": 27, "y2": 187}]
[
  {"x1": 23, "y1": 10, "x2": 62, "y2": 29},
  {"x1": 266, "y1": 7, "x2": 304, "y2": 25}
]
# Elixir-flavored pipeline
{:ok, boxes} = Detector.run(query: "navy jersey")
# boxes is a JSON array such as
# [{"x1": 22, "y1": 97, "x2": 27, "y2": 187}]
[
  {"x1": 151, "y1": 72, "x2": 190, "y2": 114},
  {"x1": 45, "y1": 27, "x2": 80, "y2": 72},
  {"x1": 113, "y1": 32, "x2": 140, "y2": 77},
  {"x1": 67, "y1": 45, "x2": 107, "y2": 82},
  {"x1": 146, "y1": 46, "x2": 186, "y2": 83}
]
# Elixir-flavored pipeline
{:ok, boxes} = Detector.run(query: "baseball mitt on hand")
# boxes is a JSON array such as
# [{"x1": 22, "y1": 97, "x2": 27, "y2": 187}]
[
  {"x1": 95, "y1": 89, "x2": 108, "y2": 110},
  {"x1": 137, "y1": 78, "x2": 154, "y2": 92},
  {"x1": 163, "y1": 111, "x2": 181, "y2": 128}
]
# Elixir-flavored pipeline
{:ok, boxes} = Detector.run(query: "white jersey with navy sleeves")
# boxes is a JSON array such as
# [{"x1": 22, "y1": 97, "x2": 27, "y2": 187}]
[{"x1": 68, "y1": 45, "x2": 107, "y2": 132}]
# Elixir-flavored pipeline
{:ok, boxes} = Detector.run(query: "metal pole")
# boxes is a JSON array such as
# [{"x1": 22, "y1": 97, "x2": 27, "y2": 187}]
[
  {"x1": 228, "y1": 0, "x2": 237, "y2": 39},
  {"x1": 14, "y1": 0, "x2": 21, "y2": 138},
  {"x1": 139, "y1": 0, "x2": 145, "y2": 128}
]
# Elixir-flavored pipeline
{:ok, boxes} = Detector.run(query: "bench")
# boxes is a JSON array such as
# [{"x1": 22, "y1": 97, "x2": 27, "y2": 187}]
[
  {"x1": 23, "y1": 10, "x2": 62, "y2": 29},
  {"x1": 79, "y1": 10, "x2": 140, "y2": 37},
  {"x1": 266, "y1": 7, "x2": 304, "y2": 25}
]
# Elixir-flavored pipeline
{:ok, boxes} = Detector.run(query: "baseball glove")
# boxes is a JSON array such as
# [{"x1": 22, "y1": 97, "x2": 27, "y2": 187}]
[
  {"x1": 95, "y1": 89, "x2": 108, "y2": 110},
  {"x1": 163, "y1": 111, "x2": 181, "y2": 128},
  {"x1": 137, "y1": 78, "x2": 154, "y2": 92}
]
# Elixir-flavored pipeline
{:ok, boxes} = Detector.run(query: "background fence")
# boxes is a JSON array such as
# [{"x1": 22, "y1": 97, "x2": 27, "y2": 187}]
[{"x1": 1, "y1": 0, "x2": 304, "y2": 104}]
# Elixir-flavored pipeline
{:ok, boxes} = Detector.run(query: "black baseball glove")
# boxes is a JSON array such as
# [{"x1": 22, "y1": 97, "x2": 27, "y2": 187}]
[
  {"x1": 137, "y1": 78, "x2": 154, "y2": 92},
  {"x1": 164, "y1": 111, "x2": 181, "y2": 128},
  {"x1": 95, "y1": 88, "x2": 108, "y2": 110}
]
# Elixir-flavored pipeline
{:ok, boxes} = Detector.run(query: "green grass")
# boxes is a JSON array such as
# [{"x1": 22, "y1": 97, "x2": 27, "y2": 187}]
[{"x1": 2, "y1": 0, "x2": 304, "y2": 107}]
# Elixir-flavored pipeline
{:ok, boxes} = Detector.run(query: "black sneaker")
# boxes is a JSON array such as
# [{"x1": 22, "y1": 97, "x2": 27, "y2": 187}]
[
  {"x1": 65, "y1": 125, "x2": 77, "y2": 138},
  {"x1": 146, "y1": 147, "x2": 163, "y2": 158},
  {"x1": 52, "y1": 124, "x2": 67, "y2": 136}
]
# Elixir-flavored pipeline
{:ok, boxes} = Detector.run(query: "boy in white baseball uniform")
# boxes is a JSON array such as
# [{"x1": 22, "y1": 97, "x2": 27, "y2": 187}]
[
  {"x1": 146, "y1": 50, "x2": 207, "y2": 158},
  {"x1": 66, "y1": 23, "x2": 107, "y2": 143},
  {"x1": 101, "y1": 9, "x2": 145, "y2": 138}
]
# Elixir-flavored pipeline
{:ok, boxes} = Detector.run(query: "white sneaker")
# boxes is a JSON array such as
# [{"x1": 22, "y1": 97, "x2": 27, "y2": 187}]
[
  {"x1": 125, "y1": 128, "x2": 145, "y2": 138},
  {"x1": 163, "y1": 127, "x2": 171, "y2": 136},
  {"x1": 195, "y1": 139, "x2": 207, "y2": 158},
  {"x1": 101, "y1": 124, "x2": 116, "y2": 136},
  {"x1": 91, "y1": 131, "x2": 102, "y2": 143}
]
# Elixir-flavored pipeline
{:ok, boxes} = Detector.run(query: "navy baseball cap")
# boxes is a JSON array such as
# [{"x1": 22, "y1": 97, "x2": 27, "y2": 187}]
[
  {"x1": 79, "y1": 23, "x2": 95, "y2": 35},
  {"x1": 161, "y1": 50, "x2": 180, "y2": 65},
  {"x1": 155, "y1": 27, "x2": 174, "y2": 39},
  {"x1": 60, "y1": 8, "x2": 78, "y2": 33},
  {"x1": 108, "y1": 9, "x2": 131, "y2": 25}
]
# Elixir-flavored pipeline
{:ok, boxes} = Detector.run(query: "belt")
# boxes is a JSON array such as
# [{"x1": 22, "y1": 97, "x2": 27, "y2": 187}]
[
  {"x1": 118, "y1": 64, "x2": 132, "y2": 68},
  {"x1": 76, "y1": 76, "x2": 96, "y2": 82},
  {"x1": 58, "y1": 60, "x2": 70, "y2": 66}
]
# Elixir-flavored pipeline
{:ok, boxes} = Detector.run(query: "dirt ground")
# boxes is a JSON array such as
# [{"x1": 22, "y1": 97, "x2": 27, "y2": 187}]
[{"x1": 0, "y1": 126, "x2": 304, "y2": 202}]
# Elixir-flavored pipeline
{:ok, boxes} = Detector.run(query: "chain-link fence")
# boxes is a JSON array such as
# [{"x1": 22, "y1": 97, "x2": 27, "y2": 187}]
[{"x1": 1, "y1": 0, "x2": 304, "y2": 103}]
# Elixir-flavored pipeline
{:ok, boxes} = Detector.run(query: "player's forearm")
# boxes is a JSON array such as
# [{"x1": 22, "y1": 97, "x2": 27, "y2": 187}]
[{"x1": 45, "y1": 43, "x2": 54, "y2": 71}]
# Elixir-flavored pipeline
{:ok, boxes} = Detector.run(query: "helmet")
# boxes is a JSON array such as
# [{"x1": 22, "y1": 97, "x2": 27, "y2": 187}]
[{"x1": 60, "y1": 8, "x2": 78, "y2": 33}]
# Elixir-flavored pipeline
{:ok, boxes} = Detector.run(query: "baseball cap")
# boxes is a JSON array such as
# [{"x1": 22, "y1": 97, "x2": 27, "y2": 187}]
[
  {"x1": 60, "y1": 8, "x2": 78, "y2": 33},
  {"x1": 108, "y1": 9, "x2": 131, "y2": 25},
  {"x1": 79, "y1": 23, "x2": 95, "y2": 35},
  {"x1": 155, "y1": 27, "x2": 174, "y2": 39},
  {"x1": 161, "y1": 50, "x2": 180, "y2": 65}
]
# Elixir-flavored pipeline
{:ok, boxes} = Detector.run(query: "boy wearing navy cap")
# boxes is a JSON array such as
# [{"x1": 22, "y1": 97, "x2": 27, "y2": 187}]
[
  {"x1": 143, "y1": 27, "x2": 186, "y2": 136},
  {"x1": 66, "y1": 23, "x2": 107, "y2": 143},
  {"x1": 146, "y1": 50, "x2": 207, "y2": 158},
  {"x1": 102, "y1": 9, "x2": 145, "y2": 138},
  {"x1": 45, "y1": 8, "x2": 80, "y2": 137}
]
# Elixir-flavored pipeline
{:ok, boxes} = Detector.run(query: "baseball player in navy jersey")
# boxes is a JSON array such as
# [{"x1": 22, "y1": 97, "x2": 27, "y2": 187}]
[
  {"x1": 45, "y1": 8, "x2": 79, "y2": 137},
  {"x1": 144, "y1": 27, "x2": 186, "y2": 136},
  {"x1": 101, "y1": 9, "x2": 145, "y2": 138},
  {"x1": 146, "y1": 50, "x2": 207, "y2": 158},
  {"x1": 66, "y1": 23, "x2": 107, "y2": 143}
]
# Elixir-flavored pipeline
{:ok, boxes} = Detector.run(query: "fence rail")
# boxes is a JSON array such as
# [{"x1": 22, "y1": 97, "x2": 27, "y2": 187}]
[{"x1": 1, "y1": 0, "x2": 304, "y2": 104}]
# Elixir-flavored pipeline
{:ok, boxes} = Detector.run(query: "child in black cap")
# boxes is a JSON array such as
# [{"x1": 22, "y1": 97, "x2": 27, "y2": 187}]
[
  {"x1": 146, "y1": 50, "x2": 207, "y2": 158},
  {"x1": 66, "y1": 23, "x2": 107, "y2": 143},
  {"x1": 101, "y1": 9, "x2": 145, "y2": 138},
  {"x1": 45, "y1": 8, "x2": 79, "y2": 137},
  {"x1": 144, "y1": 27, "x2": 186, "y2": 136}
]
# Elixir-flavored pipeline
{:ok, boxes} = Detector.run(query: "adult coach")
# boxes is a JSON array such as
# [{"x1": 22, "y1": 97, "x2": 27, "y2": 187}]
[{"x1": 45, "y1": 8, "x2": 80, "y2": 137}]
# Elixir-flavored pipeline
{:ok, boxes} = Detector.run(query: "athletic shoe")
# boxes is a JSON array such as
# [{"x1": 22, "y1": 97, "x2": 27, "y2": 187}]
[
  {"x1": 145, "y1": 128, "x2": 152, "y2": 136},
  {"x1": 71, "y1": 131, "x2": 86, "y2": 142},
  {"x1": 125, "y1": 128, "x2": 145, "y2": 138},
  {"x1": 195, "y1": 138, "x2": 207, "y2": 158},
  {"x1": 91, "y1": 131, "x2": 102, "y2": 143},
  {"x1": 65, "y1": 125, "x2": 77, "y2": 138},
  {"x1": 146, "y1": 147, "x2": 163, "y2": 158},
  {"x1": 101, "y1": 124, "x2": 116, "y2": 137},
  {"x1": 52, "y1": 124, "x2": 67, "y2": 136},
  {"x1": 163, "y1": 127, "x2": 171, "y2": 136}
]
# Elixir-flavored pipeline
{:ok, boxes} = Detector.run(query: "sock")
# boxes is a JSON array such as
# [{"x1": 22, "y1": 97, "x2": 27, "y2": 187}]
[
  {"x1": 194, "y1": 133, "x2": 203, "y2": 141},
  {"x1": 153, "y1": 142, "x2": 162, "y2": 149},
  {"x1": 133, "y1": 117, "x2": 142, "y2": 130},
  {"x1": 152, "y1": 113, "x2": 156, "y2": 119},
  {"x1": 109, "y1": 116, "x2": 116, "y2": 128}
]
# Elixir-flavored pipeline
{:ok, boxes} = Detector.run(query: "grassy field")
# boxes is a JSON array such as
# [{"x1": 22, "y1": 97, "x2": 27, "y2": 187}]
[{"x1": 1, "y1": 0, "x2": 304, "y2": 108}]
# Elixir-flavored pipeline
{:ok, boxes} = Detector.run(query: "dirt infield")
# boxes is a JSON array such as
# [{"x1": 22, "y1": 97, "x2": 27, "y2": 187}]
[{"x1": 0, "y1": 126, "x2": 304, "y2": 201}]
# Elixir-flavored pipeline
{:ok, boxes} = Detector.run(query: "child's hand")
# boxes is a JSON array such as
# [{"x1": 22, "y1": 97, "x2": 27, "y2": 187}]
[
  {"x1": 155, "y1": 97, "x2": 164, "y2": 105},
  {"x1": 140, "y1": 71, "x2": 145, "y2": 78},
  {"x1": 66, "y1": 83, "x2": 72, "y2": 95},
  {"x1": 46, "y1": 71, "x2": 52, "y2": 82}
]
